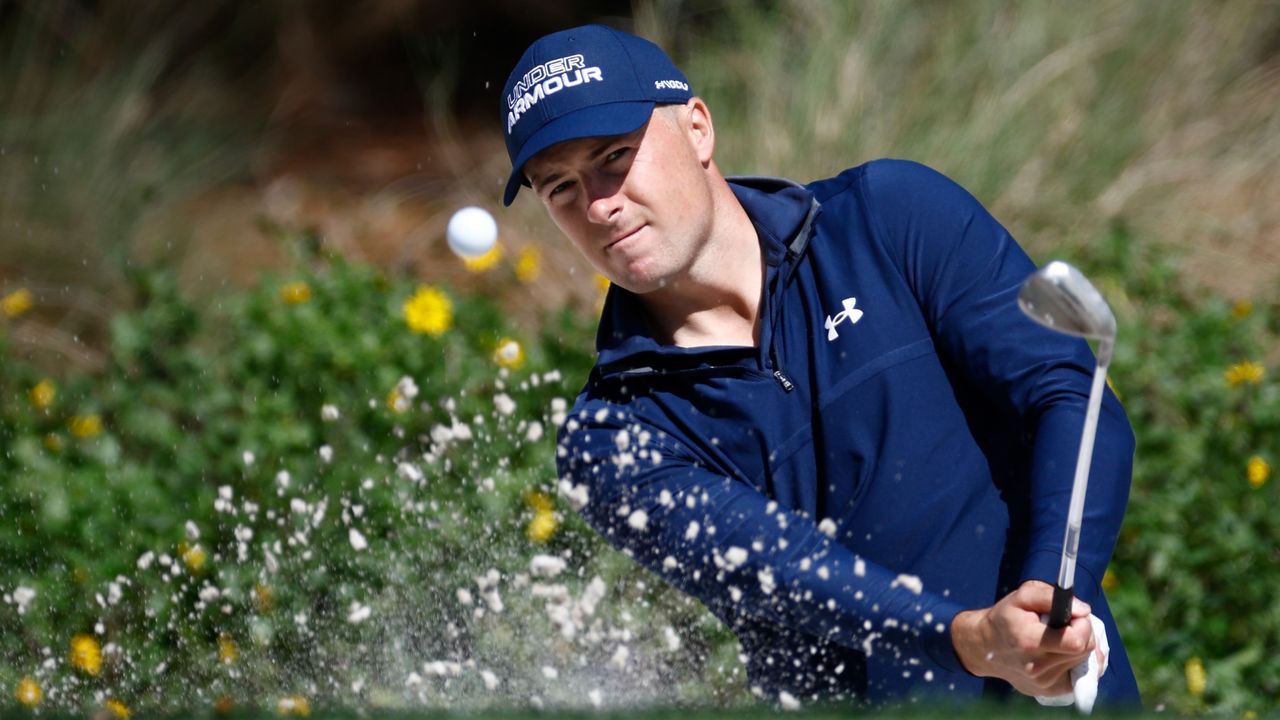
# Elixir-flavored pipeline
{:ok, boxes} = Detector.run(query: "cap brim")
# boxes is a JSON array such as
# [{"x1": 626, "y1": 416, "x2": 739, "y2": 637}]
[{"x1": 502, "y1": 100, "x2": 656, "y2": 206}]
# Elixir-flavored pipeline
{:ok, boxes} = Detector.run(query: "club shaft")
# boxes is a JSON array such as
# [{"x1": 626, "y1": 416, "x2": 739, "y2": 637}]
[{"x1": 1051, "y1": 359, "x2": 1109, "y2": 627}]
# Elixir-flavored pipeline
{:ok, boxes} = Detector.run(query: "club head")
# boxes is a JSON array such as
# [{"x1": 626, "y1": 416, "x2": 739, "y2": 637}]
[{"x1": 1018, "y1": 260, "x2": 1117, "y2": 363}]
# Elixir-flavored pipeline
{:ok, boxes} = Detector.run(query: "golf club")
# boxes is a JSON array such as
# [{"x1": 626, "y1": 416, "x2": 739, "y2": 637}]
[{"x1": 1017, "y1": 260, "x2": 1116, "y2": 629}]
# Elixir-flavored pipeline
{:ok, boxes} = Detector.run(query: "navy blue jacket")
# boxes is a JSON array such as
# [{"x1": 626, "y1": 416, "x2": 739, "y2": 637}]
[{"x1": 555, "y1": 160, "x2": 1140, "y2": 705}]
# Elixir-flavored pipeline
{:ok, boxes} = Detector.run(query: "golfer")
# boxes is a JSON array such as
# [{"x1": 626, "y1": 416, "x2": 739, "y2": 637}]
[{"x1": 500, "y1": 25, "x2": 1140, "y2": 707}]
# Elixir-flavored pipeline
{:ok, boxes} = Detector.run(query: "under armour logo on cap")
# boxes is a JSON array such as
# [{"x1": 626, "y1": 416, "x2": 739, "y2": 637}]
[{"x1": 499, "y1": 24, "x2": 692, "y2": 206}]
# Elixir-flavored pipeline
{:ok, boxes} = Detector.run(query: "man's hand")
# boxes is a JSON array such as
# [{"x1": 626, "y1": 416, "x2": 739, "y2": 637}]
[{"x1": 950, "y1": 580, "x2": 1097, "y2": 697}]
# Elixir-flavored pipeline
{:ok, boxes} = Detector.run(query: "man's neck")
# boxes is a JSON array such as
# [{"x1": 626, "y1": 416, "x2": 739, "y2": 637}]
[{"x1": 642, "y1": 180, "x2": 764, "y2": 348}]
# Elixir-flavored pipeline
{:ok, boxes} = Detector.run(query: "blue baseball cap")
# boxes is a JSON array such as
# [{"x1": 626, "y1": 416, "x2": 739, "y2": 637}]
[{"x1": 500, "y1": 24, "x2": 693, "y2": 206}]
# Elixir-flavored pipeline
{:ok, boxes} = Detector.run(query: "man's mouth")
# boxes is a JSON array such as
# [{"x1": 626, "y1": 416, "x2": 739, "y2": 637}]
[{"x1": 607, "y1": 225, "x2": 645, "y2": 250}]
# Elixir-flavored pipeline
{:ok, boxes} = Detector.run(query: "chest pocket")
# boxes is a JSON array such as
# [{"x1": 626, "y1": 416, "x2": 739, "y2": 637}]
[{"x1": 820, "y1": 336, "x2": 936, "y2": 410}]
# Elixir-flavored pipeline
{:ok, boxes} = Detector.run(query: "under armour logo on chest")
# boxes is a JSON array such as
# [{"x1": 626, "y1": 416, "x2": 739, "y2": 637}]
[{"x1": 825, "y1": 297, "x2": 864, "y2": 341}]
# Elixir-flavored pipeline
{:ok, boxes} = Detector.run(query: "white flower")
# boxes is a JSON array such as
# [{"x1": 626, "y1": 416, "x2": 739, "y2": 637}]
[
  {"x1": 318, "y1": 445, "x2": 334, "y2": 463},
  {"x1": 348, "y1": 528, "x2": 368, "y2": 551},
  {"x1": 242, "y1": 450, "x2": 256, "y2": 467},
  {"x1": 321, "y1": 404, "x2": 340, "y2": 422}
]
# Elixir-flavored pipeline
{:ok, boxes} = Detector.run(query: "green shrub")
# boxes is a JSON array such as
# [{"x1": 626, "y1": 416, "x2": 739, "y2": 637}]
[
  {"x1": 1080, "y1": 227, "x2": 1280, "y2": 713},
  {"x1": 0, "y1": 251, "x2": 744, "y2": 715}
]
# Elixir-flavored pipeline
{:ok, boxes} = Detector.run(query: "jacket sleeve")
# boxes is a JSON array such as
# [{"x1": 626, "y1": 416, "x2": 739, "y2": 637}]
[
  {"x1": 556, "y1": 404, "x2": 970, "y2": 673},
  {"x1": 858, "y1": 159, "x2": 1135, "y2": 608}
]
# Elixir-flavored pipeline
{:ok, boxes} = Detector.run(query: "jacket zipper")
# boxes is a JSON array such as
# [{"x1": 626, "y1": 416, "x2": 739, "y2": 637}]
[
  {"x1": 766, "y1": 197, "x2": 819, "y2": 395},
  {"x1": 772, "y1": 368, "x2": 795, "y2": 392}
]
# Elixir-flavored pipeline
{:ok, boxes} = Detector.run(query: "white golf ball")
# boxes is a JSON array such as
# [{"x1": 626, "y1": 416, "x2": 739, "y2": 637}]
[{"x1": 446, "y1": 206, "x2": 498, "y2": 258}]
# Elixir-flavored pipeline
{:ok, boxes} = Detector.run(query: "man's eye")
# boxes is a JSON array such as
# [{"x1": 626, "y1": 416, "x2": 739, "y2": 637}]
[
  {"x1": 605, "y1": 147, "x2": 630, "y2": 164},
  {"x1": 548, "y1": 181, "x2": 573, "y2": 197}
]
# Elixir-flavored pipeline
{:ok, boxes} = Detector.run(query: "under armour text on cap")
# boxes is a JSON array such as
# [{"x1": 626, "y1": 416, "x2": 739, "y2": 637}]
[{"x1": 500, "y1": 24, "x2": 692, "y2": 206}]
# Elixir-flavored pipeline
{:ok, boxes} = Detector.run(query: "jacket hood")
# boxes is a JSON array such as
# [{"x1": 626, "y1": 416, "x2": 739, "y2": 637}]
[{"x1": 593, "y1": 176, "x2": 819, "y2": 371}]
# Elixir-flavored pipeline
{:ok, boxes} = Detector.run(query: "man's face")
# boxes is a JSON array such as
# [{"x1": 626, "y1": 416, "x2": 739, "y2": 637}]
[{"x1": 523, "y1": 102, "x2": 716, "y2": 295}]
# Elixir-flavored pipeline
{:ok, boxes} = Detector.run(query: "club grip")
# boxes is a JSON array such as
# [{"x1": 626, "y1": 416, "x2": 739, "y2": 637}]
[{"x1": 1048, "y1": 584, "x2": 1074, "y2": 629}]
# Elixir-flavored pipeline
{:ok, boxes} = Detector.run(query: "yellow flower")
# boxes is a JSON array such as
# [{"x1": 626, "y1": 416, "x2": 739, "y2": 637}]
[
  {"x1": 30, "y1": 379, "x2": 55, "y2": 409},
  {"x1": 525, "y1": 491, "x2": 559, "y2": 542},
  {"x1": 14, "y1": 677, "x2": 42, "y2": 706},
  {"x1": 514, "y1": 246, "x2": 543, "y2": 283},
  {"x1": 527, "y1": 509, "x2": 558, "y2": 543},
  {"x1": 1224, "y1": 361, "x2": 1265, "y2": 386},
  {"x1": 1231, "y1": 299, "x2": 1253, "y2": 319},
  {"x1": 105, "y1": 699, "x2": 131, "y2": 719},
  {"x1": 1185, "y1": 656, "x2": 1207, "y2": 696},
  {"x1": 218, "y1": 634, "x2": 238, "y2": 664},
  {"x1": 214, "y1": 695, "x2": 236, "y2": 714},
  {"x1": 276, "y1": 694, "x2": 311, "y2": 717},
  {"x1": 182, "y1": 542, "x2": 207, "y2": 573},
  {"x1": 403, "y1": 285, "x2": 453, "y2": 336},
  {"x1": 44, "y1": 433, "x2": 64, "y2": 453},
  {"x1": 525, "y1": 491, "x2": 554, "y2": 513},
  {"x1": 254, "y1": 583, "x2": 275, "y2": 613},
  {"x1": 2, "y1": 288, "x2": 34, "y2": 318},
  {"x1": 1248, "y1": 456, "x2": 1271, "y2": 489},
  {"x1": 387, "y1": 387, "x2": 409, "y2": 414},
  {"x1": 493, "y1": 338, "x2": 525, "y2": 370},
  {"x1": 280, "y1": 281, "x2": 312, "y2": 305},
  {"x1": 69, "y1": 414, "x2": 103, "y2": 439},
  {"x1": 70, "y1": 633, "x2": 102, "y2": 676},
  {"x1": 1101, "y1": 568, "x2": 1118, "y2": 592},
  {"x1": 462, "y1": 243, "x2": 504, "y2": 273},
  {"x1": 593, "y1": 274, "x2": 612, "y2": 312}
]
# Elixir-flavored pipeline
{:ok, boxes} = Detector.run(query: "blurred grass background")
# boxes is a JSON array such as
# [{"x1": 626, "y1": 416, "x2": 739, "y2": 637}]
[{"x1": 2, "y1": 0, "x2": 1279, "y2": 716}]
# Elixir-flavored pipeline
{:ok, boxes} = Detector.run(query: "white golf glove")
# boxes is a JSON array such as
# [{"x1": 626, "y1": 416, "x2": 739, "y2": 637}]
[{"x1": 1035, "y1": 614, "x2": 1109, "y2": 714}]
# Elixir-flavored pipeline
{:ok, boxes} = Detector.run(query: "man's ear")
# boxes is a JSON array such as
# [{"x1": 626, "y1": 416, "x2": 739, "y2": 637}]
[{"x1": 685, "y1": 97, "x2": 715, "y2": 166}]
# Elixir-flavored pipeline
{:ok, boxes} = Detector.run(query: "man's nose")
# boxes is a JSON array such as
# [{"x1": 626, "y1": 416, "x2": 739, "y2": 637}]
[{"x1": 584, "y1": 174, "x2": 625, "y2": 224}]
